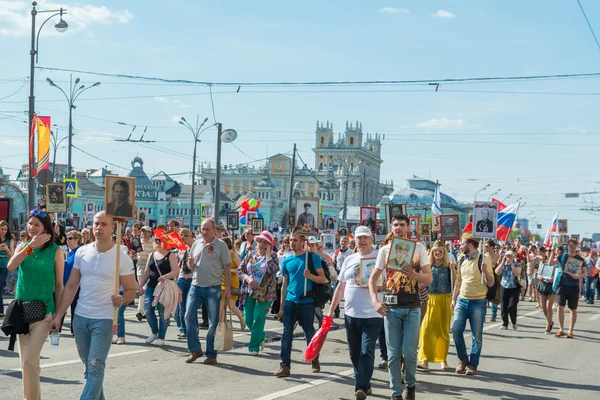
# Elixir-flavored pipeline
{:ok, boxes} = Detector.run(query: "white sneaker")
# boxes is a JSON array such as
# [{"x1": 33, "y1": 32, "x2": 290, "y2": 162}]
[
  {"x1": 260, "y1": 341, "x2": 265, "y2": 351},
  {"x1": 249, "y1": 351, "x2": 259, "y2": 356},
  {"x1": 500, "y1": 326, "x2": 508, "y2": 330},
  {"x1": 154, "y1": 339, "x2": 165, "y2": 347},
  {"x1": 145, "y1": 333, "x2": 158, "y2": 344},
  {"x1": 512, "y1": 324, "x2": 518, "y2": 330}
]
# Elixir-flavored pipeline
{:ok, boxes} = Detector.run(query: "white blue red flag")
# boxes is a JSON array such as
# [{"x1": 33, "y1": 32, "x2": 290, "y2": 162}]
[
  {"x1": 544, "y1": 213, "x2": 559, "y2": 247},
  {"x1": 495, "y1": 201, "x2": 520, "y2": 242},
  {"x1": 431, "y1": 181, "x2": 442, "y2": 215}
]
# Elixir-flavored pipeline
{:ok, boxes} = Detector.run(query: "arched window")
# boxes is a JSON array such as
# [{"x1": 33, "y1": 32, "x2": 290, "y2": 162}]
[
  {"x1": 349, "y1": 137, "x2": 354, "y2": 146},
  {"x1": 319, "y1": 162, "x2": 324, "y2": 171},
  {"x1": 320, "y1": 136, "x2": 324, "y2": 145}
]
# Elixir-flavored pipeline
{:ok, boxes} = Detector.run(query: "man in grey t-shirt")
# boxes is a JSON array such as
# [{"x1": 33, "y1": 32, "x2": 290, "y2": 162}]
[{"x1": 184, "y1": 219, "x2": 231, "y2": 365}]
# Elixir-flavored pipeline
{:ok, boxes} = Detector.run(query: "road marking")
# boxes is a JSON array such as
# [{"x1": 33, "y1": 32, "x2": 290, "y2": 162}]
[
  {"x1": 0, "y1": 349, "x2": 150, "y2": 376},
  {"x1": 480, "y1": 309, "x2": 540, "y2": 332},
  {"x1": 254, "y1": 368, "x2": 354, "y2": 400},
  {"x1": 590, "y1": 314, "x2": 600, "y2": 321}
]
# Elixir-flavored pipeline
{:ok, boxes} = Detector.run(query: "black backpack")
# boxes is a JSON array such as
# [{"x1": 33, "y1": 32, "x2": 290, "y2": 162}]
[
  {"x1": 304, "y1": 252, "x2": 333, "y2": 308},
  {"x1": 459, "y1": 254, "x2": 498, "y2": 303}
]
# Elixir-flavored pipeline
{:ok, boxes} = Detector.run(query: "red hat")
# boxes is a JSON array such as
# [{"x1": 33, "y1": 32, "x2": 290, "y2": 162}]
[{"x1": 254, "y1": 231, "x2": 274, "y2": 247}]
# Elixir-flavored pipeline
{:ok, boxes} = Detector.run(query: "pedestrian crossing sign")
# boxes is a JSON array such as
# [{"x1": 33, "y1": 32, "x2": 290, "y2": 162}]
[{"x1": 65, "y1": 178, "x2": 78, "y2": 198}]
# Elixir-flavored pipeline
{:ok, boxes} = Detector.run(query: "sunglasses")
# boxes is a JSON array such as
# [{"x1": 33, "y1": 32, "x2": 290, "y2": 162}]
[
  {"x1": 30, "y1": 209, "x2": 47, "y2": 218},
  {"x1": 67, "y1": 237, "x2": 77, "y2": 241}
]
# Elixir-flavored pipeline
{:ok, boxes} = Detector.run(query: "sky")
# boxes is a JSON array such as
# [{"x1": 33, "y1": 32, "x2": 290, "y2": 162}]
[{"x1": 1, "y1": 0, "x2": 600, "y2": 236}]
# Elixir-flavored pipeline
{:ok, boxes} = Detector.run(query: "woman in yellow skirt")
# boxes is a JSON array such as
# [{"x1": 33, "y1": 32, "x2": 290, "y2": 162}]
[
  {"x1": 221, "y1": 237, "x2": 246, "y2": 330},
  {"x1": 418, "y1": 241, "x2": 455, "y2": 370}
]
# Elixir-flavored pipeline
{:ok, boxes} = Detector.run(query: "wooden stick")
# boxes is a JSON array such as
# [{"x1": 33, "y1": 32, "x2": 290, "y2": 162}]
[
  {"x1": 113, "y1": 219, "x2": 123, "y2": 336},
  {"x1": 304, "y1": 242, "x2": 308, "y2": 297}
]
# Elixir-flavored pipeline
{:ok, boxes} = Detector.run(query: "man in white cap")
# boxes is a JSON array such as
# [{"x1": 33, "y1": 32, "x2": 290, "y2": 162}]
[{"x1": 327, "y1": 226, "x2": 381, "y2": 400}]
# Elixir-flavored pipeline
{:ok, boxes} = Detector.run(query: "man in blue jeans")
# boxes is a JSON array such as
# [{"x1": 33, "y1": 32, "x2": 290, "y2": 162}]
[
  {"x1": 51, "y1": 211, "x2": 137, "y2": 400},
  {"x1": 185, "y1": 219, "x2": 231, "y2": 364},
  {"x1": 370, "y1": 214, "x2": 432, "y2": 400},
  {"x1": 451, "y1": 234, "x2": 494, "y2": 376},
  {"x1": 275, "y1": 229, "x2": 326, "y2": 378},
  {"x1": 327, "y1": 226, "x2": 382, "y2": 400}
]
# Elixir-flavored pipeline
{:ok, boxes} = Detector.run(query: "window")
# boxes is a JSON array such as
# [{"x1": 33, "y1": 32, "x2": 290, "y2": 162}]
[
  {"x1": 352, "y1": 182, "x2": 356, "y2": 189},
  {"x1": 160, "y1": 209, "x2": 163, "y2": 215},
  {"x1": 320, "y1": 136, "x2": 324, "y2": 145},
  {"x1": 203, "y1": 179, "x2": 207, "y2": 185},
  {"x1": 349, "y1": 137, "x2": 354, "y2": 146},
  {"x1": 319, "y1": 162, "x2": 323, "y2": 171}
]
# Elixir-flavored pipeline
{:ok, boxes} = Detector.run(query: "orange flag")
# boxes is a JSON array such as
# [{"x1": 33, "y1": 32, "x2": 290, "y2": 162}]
[
  {"x1": 153, "y1": 228, "x2": 187, "y2": 250},
  {"x1": 36, "y1": 116, "x2": 51, "y2": 173}
]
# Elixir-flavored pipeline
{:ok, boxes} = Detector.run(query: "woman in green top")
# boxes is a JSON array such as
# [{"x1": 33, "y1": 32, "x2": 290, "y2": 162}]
[{"x1": 8, "y1": 209, "x2": 64, "y2": 400}]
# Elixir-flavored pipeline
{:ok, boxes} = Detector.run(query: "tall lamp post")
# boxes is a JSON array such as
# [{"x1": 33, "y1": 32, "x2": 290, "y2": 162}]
[
  {"x1": 28, "y1": 1, "x2": 69, "y2": 210},
  {"x1": 46, "y1": 75, "x2": 101, "y2": 179},
  {"x1": 474, "y1": 183, "x2": 490, "y2": 202},
  {"x1": 179, "y1": 116, "x2": 209, "y2": 230},
  {"x1": 50, "y1": 128, "x2": 67, "y2": 180},
  {"x1": 215, "y1": 125, "x2": 238, "y2": 219},
  {"x1": 488, "y1": 188, "x2": 501, "y2": 201}
]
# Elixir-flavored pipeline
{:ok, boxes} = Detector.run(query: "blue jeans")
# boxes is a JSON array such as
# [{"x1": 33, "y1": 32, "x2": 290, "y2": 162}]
[
  {"x1": 184, "y1": 285, "x2": 221, "y2": 358},
  {"x1": 490, "y1": 303, "x2": 498, "y2": 319},
  {"x1": 117, "y1": 291, "x2": 126, "y2": 338},
  {"x1": 280, "y1": 300, "x2": 316, "y2": 367},
  {"x1": 144, "y1": 286, "x2": 169, "y2": 340},
  {"x1": 345, "y1": 315, "x2": 382, "y2": 392},
  {"x1": 73, "y1": 316, "x2": 113, "y2": 400},
  {"x1": 176, "y1": 278, "x2": 192, "y2": 333},
  {"x1": 0, "y1": 268, "x2": 8, "y2": 313},
  {"x1": 584, "y1": 277, "x2": 597, "y2": 303},
  {"x1": 384, "y1": 307, "x2": 421, "y2": 395},
  {"x1": 452, "y1": 297, "x2": 487, "y2": 370}
]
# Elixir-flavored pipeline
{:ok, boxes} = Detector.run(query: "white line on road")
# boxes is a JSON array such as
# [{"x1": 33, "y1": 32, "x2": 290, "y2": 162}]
[
  {"x1": 480, "y1": 309, "x2": 540, "y2": 332},
  {"x1": 590, "y1": 314, "x2": 600, "y2": 321},
  {"x1": 0, "y1": 349, "x2": 150, "y2": 376},
  {"x1": 254, "y1": 368, "x2": 354, "y2": 400}
]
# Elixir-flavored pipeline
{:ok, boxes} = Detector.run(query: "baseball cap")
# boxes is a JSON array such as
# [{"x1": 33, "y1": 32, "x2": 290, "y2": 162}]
[
  {"x1": 141, "y1": 226, "x2": 152, "y2": 233},
  {"x1": 505, "y1": 250, "x2": 515, "y2": 256},
  {"x1": 354, "y1": 226, "x2": 373, "y2": 237},
  {"x1": 308, "y1": 236, "x2": 320, "y2": 244}
]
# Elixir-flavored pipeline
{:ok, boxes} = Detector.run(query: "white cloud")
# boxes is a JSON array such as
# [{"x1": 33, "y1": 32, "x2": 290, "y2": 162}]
[
  {"x1": 154, "y1": 96, "x2": 169, "y2": 103},
  {"x1": 180, "y1": 104, "x2": 192, "y2": 109},
  {"x1": 432, "y1": 10, "x2": 456, "y2": 19},
  {"x1": 0, "y1": 2, "x2": 133, "y2": 37},
  {"x1": 416, "y1": 118, "x2": 473, "y2": 129},
  {"x1": 380, "y1": 7, "x2": 409, "y2": 14},
  {"x1": 0, "y1": 138, "x2": 27, "y2": 147},
  {"x1": 171, "y1": 116, "x2": 182, "y2": 123}
]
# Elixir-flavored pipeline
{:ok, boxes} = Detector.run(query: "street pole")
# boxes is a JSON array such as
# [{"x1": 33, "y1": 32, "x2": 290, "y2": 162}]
[
  {"x1": 343, "y1": 165, "x2": 350, "y2": 220},
  {"x1": 28, "y1": 3, "x2": 37, "y2": 210},
  {"x1": 190, "y1": 130, "x2": 198, "y2": 230},
  {"x1": 361, "y1": 168, "x2": 366, "y2": 206},
  {"x1": 214, "y1": 123, "x2": 222, "y2": 219},
  {"x1": 287, "y1": 143, "x2": 297, "y2": 227},
  {"x1": 67, "y1": 74, "x2": 73, "y2": 179}
]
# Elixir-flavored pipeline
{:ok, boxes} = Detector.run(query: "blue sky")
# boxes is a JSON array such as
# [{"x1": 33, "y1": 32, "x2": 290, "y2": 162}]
[{"x1": 1, "y1": 0, "x2": 600, "y2": 236}]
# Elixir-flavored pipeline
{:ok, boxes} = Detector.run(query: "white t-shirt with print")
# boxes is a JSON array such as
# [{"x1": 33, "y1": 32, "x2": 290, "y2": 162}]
[
  {"x1": 74, "y1": 243, "x2": 134, "y2": 320},
  {"x1": 338, "y1": 250, "x2": 382, "y2": 319}
]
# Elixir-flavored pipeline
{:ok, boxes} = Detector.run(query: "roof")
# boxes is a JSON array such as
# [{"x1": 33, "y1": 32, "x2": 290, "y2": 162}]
[
  {"x1": 175, "y1": 184, "x2": 232, "y2": 203},
  {"x1": 127, "y1": 157, "x2": 153, "y2": 187},
  {"x1": 151, "y1": 171, "x2": 175, "y2": 182},
  {"x1": 78, "y1": 177, "x2": 105, "y2": 196}
]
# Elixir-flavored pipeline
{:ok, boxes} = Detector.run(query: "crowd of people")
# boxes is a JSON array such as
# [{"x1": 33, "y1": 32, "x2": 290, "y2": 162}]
[{"x1": 1, "y1": 210, "x2": 598, "y2": 400}]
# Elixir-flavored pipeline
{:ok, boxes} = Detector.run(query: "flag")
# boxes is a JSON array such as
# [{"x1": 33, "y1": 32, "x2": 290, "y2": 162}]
[
  {"x1": 153, "y1": 228, "x2": 187, "y2": 250},
  {"x1": 491, "y1": 198, "x2": 506, "y2": 212},
  {"x1": 29, "y1": 114, "x2": 37, "y2": 176},
  {"x1": 431, "y1": 180, "x2": 442, "y2": 215},
  {"x1": 496, "y1": 202, "x2": 520, "y2": 242},
  {"x1": 544, "y1": 212, "x2": 559, "y2": 247},
  {"x1": 36, "y1": 116, "x2": 51, "y2": 173}
]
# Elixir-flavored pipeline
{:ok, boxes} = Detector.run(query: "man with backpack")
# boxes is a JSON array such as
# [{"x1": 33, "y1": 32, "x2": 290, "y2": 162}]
[
  {"x1": 451, "y1": 233, "x2": 495, "y2": 376},
  {"x1": 275, "y1": 229, "x2": 326, "y2": 378}
]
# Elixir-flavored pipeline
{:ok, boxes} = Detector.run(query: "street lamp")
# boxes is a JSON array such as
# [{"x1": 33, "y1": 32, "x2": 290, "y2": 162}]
[
  {"x1": 28, "y1": 1, "x2": 69, "y2": 210},
  {"x1": 474, "y1": 183, "x2": 490, "y2": 202},
  {"x1": 179, "y1": 116, "x2": 210, "y2": 230},
  {"x1": 47, "y1": 75, "x2": 101, "y2": 180},
  {"x1": 215, "y1": 126, "x2": 238, "y2": 219},
  {"x1": 50, "y1": 128, "x2": 67, "y2": 180},
  {"x1": 488, "y1": 188, "x2": 501, "y2": 201}
]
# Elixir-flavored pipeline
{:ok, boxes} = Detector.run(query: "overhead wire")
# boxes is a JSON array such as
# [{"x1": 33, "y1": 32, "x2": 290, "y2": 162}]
[{"x1": 576, "y1": 0, "x2": 600, "y2": 53}]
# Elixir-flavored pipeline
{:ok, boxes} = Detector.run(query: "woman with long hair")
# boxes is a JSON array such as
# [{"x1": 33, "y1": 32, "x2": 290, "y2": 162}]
[
  {"x1": 237, "y1": 231, "x2": 279, "y2": 355},
  {"x1": 137, "y1": 236, "x2": 179, "y2": 346},
  {"x1": 7, "y1": 210, "x2": 64, "y2": 399},
  {"x1": 220, "y1": 237, "x2": 245, "y2": 330},
  {"x1": 537, "y1": 248, "x2": 556, "y2": 334},
  {"x1": 417, "y1": 241, "x2": 455, "y2": 371},
  {"x1": 0, "y1": 220, "x2": 15, "y2": 316}
]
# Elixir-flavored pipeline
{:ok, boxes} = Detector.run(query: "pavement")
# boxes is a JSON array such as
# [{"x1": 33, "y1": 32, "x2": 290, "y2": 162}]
[{"x1": 1, "y1": 296, "x2": 599, "y2": 399}]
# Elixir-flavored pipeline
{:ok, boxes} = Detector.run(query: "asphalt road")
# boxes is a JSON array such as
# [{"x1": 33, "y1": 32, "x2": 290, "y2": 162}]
[{"x1": 1, "y1": 297, "x2": 599, "y2": 399}]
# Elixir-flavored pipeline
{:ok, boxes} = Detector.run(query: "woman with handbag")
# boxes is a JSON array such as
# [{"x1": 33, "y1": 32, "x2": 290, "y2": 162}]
[
  {"x1": 7, "y1": 209, "x2": 64, "y2": 400},
  {"x1": 137, "y1": 237, "x2": 179, "y2": 347},
  {"x1": 495, "y1": 250, "x2": 522, "y2": 330},
  {"x1": 221, "y1": 237, "x2": 245, "y2": 330},
  {"x1": 237, "y1": 231, "x2": 279, "y2": 355}
]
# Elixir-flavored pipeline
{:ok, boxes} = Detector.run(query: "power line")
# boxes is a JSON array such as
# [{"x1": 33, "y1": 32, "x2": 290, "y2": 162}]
[
  {"x1": 576, "y1": 0, "x2": 600, "y2": 53},
  {"x1": 35, "y1": 66, "x2": 600, "y2": 87}
]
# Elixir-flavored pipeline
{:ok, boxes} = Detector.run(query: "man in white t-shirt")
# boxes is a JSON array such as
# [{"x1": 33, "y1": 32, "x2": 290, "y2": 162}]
[
  {"x1": 327, "y1": 226, "x2": 381, "y2": 400},
  {"x1": 51, "y1": 211, "x2": 136, "y2": 399},
  {"x1": 369, "y1": 214, "x2": 432, "y2": 400}
]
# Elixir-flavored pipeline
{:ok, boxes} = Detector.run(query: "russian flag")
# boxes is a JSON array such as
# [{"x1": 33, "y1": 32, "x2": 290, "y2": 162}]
[
  {"x1": 544, "y1": 213, "x2": 559, "y2": 247},
  {"x1": 495, "y1": 201, "x2": 520, "y2": 242}
]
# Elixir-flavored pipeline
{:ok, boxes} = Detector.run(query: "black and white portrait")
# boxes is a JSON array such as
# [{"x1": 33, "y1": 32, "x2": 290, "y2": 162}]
[
  {"x1": 227, "y1": 212, "x2": 239, "y2": 230},
  {"x1": 432, "y1": 215, "x2": 441, "y2": 232},
  {"x1": 473, "y1": 201, "x2": 498, "y2": 239},
  {"x1": 440, "y1": 214, "x2": 460, "y2": 240},
  {"x1": 347, "y1": 222, "x2": 358, "y2": 235},
  {"x1": 287, "y1": 214, "x2": 296, "y2": 227},
  {"x1": 295, "y1": 197, "x2": 319, "y2": 229},
  {"x1": 338, "y1": 227, "x2": 349, "y2": 237},
  {"x1": 420, "y1": 223, "x2": 431, "y2": 238},
  {"x1": 376, "y1": 219, "x2": 387, "y2": 236},
  {"x1": 570, "y1": 234, "x2": 580, "y2": 242},
  {"x1": 45, "y1": 183, "x2": 66, "y2": 213},
  {"x1": 360, "y1": 206, "x2": 377, "y2": 235},
  {"x1": 322, "y1": 233, "x2": 336, "y2": 254},
  {"x1": 105, "y1": 175, "x2": 136, "y2": 220},
  {"x1": 251, "y1": 218, "x2": 264, "y2": 234},
  {"x1": 138, "y1": 209, "x2": 147, "y2": 223},
  {"x1": 386, "y1": 204, "x2": 407, "y2": 229},
  {"x1": 408, "y1": 216, "x2": 419, "y2": 240},
  {"x1": 324, "y1": 216, "x2": 337, "y2": 230},
  {"x1": 557, "y1": 219, "x2": 568, "y2": 234}
]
